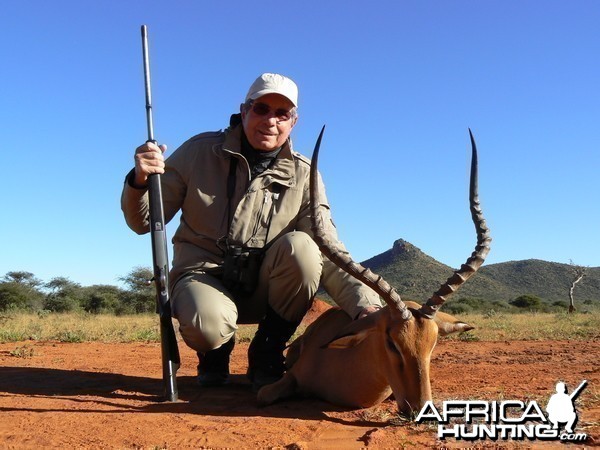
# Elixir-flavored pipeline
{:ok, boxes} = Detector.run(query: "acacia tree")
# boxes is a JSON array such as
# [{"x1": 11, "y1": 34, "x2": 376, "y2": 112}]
[
  {"x1": 118, "y1": 266, "x2": 155, "y2": 314},
  {"x1": 44, "y1": 276, "x2": 83, "y2": 312},
  {"x1": 0, "y1": 271, "x2": 44, "y2": 311},
  {"x1": 2, "y1": 271, "x2": 43, "y2": 288},
  {"x1": 510, "y1": 294, "x2": 543, "y2": 311},
  {"x1": 568, "y1": 260, "x2": 587, "y2": 314}
]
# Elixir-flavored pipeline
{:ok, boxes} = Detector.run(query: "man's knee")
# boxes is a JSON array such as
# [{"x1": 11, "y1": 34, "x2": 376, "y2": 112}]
[
  {"x1": 278, "y1": 231, "x2": 319, "y2": 254},
  {"x1": 271, "y1": 231, "x2": 322, "y2": 280},
  {"x1": 259, "y1": 232, "x2": 322, "y2": 323},
  {"x1": 178, "y1": 309, "x2": 237, "y2": 353},
  {"x1": 171, "y1": 272, "x2": 238, "y2": 353}
]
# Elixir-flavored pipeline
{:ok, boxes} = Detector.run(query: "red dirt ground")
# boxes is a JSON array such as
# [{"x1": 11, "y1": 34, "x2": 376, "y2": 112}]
[{"x1": 1, "y1": 305, "x2": 598, "y2": 449}]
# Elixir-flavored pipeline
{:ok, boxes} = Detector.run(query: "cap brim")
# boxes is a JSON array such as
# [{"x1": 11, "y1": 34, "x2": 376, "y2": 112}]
[{"x1": 248, "y1": 89, "x2": 297, "y2": 107}]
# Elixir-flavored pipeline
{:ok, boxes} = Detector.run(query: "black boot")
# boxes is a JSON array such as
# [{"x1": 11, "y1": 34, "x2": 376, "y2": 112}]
[
  {"x1": 247, "y1": 306, "x2": 299, "y2": 391},
  {"x1": 197, "y1": 336, "x2": 235, "y2": 387}
]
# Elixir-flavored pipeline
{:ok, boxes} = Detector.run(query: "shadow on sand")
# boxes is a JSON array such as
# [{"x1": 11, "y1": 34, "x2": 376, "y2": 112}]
[{"x1": 0, "y1": 366, "x2": 389, "y2": 427}]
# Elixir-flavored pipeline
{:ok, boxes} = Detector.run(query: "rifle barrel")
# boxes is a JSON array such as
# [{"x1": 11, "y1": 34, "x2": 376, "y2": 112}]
[
  {"x1": 141, "y1": 25, "x2": 155, "y2": 143},
  {"x1": 569, "y1": 379, "x2": 588, "y2": 400}
]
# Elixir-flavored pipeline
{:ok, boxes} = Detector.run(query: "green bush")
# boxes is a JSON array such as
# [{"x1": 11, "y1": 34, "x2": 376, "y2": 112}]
[
  {"x1": 0, "y1": 278, "x2": 44, "y2": 311},
  {"x1": 444, "y1": 302, "x2": 472, "y2": 315},
  {"x1": 455, "y1": 297, "x2": 486, "y2": 309},
  {"x1": 489, "y1": 300, "x2": 511, "y2": 311},
  {"x1": 510, "y1": 294, "x2": 543, "y2": 310},
  {"x1": 0, "y1": 283, "x2": 32, "y2": 311},
  {"x1": 44, "y1": 294, "x2": 80, "y2": 313},
  {"x1": 445, "y1": 297, "x2": 502, "y2": 314},
  {"x1": 81, "y1": 285, "x2": 123, "y2": 314}
]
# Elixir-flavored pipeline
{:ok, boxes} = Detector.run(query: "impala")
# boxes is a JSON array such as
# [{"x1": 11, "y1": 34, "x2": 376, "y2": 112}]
[{"x1": 257, "y1": 129, "x2": 491, "y2": 415}]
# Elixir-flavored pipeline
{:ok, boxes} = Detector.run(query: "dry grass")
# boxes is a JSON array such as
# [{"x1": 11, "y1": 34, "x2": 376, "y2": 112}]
[
  {"x1": 0, "y1": 309, "x2": 598, "y2": 344},
  {"x1": 0, "y1": 311, "x2": 158, "y2": 343},
  {"x1": 444, "y1": 309, "x2": 600, "y2": 342}
]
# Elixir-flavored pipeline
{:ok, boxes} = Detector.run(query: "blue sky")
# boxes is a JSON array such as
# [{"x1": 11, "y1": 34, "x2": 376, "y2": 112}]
[{"x1": 2, "y1": 1, "x2": 598, "y2": 287}]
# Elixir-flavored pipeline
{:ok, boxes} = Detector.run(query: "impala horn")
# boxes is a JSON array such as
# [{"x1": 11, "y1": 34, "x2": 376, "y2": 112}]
[
  {"x1": 309, "y1": 126, "x2": 413, "y2": 321},
  {"x1": 419, "y1": 129, "x2": 492, "y2": 319}
]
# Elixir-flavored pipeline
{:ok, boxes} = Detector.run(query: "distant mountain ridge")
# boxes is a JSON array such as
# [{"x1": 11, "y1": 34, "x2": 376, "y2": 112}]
[{"x1": 323, "y1": 239, "x2": 599, "y2": 305}]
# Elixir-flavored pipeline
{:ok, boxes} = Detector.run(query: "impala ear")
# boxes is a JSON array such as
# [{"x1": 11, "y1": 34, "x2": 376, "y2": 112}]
[
  {"x1": 325, "y1": 328, "x2": 375, "y2": 349},
  {"x1": 322, "y1": 313, "x2": 379, "y2": 349},
  {"x1": 440, "y1": 321, "x2": 474, "y2": 336},
  {"x1": 434, "y1": 311, "x2": 475, "y2": 337}
]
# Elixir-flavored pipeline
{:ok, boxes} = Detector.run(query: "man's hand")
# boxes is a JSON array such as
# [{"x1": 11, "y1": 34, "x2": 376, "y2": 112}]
[
  {"x1": 133, "y1": 141, "x2": 167, "y2": 187},
  {"x1": 357, "y1": 305, "x2": 382, "y2": 320}
]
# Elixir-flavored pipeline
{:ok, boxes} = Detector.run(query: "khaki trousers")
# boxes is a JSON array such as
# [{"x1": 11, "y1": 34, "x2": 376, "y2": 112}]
[{"x1": 171, "y1": 231, "x2": 322, "y2": 353}]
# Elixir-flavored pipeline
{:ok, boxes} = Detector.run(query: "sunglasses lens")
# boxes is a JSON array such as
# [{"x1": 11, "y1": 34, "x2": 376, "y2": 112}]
[
  {"x1": 251, "y1": 102, "x2": 293, "y2": 122},
  {"x1": 275, "y1": 110, "x2": 292, "y2": 121},
  {"x1": 252, "y1": 103, "x2": 270, "y2": 116}
]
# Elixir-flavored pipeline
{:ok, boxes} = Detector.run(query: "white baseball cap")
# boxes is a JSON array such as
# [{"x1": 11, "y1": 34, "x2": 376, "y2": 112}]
[{"x1": 245, "y1": 73, "x2": 298, "y2": 107}]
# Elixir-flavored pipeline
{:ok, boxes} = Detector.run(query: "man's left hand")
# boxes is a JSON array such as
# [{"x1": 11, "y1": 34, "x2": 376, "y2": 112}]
[{"x1": 357, "y1": 305, "x2": 382, "y2": 319}]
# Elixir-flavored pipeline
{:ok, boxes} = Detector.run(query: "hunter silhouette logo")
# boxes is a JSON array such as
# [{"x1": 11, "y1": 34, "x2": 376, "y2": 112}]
[
  {"x1": 546, "y1": 380, "x2": 587, "y2": 434},
  {"x1": 416, "y1": 380, "x2": 588, "y2": 442}
]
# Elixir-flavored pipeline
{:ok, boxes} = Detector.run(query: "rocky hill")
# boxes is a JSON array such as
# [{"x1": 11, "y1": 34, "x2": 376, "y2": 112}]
[{"x1": 320, "y1": 239, "x2": 599, "y2": 306}]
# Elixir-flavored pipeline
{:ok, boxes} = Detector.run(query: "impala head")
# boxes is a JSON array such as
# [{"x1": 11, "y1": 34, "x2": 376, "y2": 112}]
[{"x1": 309, "y1": 127, "x2": 491, "y2": 414}]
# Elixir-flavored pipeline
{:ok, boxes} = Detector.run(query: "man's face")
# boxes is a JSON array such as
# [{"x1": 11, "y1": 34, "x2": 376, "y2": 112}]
[{"x1": 241, "y1": 93, "x2": 297, "y2": 151}]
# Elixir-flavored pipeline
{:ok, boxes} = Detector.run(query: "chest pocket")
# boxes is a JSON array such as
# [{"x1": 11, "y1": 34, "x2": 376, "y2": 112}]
[{"x1": 249, "y1": 183, "x2": 282, "y2": 246}]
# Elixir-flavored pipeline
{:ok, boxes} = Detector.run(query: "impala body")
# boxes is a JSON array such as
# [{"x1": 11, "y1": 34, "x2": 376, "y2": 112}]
[
  {"x1": 258, "y1": 302, "x2": 471, "y2": 412},
  {"x1": 258, "y1": 129, "x2": 491, "y2": 414}
]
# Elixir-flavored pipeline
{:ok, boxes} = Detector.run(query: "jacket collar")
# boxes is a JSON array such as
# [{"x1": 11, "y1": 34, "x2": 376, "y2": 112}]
[{"x1": 221, "y1": 124, "x2": 296, "y2": 187}]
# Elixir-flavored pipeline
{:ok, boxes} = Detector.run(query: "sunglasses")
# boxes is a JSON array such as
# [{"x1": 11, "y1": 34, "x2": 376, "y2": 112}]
[{"x1": 248, "y1": 101, "x2": 295, "y2": 122}]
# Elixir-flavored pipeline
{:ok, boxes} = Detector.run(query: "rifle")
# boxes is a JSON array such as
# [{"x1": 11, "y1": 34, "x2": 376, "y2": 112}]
[
  {"x1": 569, "y1": 380, "x2": 587, "y2": 401},
  {"x1": 140, "y1": 24, "x2": 180, "y2": 402}
]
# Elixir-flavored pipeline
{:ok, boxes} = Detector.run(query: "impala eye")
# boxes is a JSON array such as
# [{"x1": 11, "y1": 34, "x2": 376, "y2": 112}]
[{"x1": 386, "y1": 336, "x2": 401, "y2": 355}]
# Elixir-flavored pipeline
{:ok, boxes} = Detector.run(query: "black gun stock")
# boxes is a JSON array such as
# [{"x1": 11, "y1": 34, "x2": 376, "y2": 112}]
[{"x1": 141, "y1": 24, "x2": 180, "y2": 402}]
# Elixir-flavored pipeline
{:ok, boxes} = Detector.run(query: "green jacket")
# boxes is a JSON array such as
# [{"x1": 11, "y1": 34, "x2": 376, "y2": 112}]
[{"x1": 121, "y1": 124, "x2": 380, "y2": 318}]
